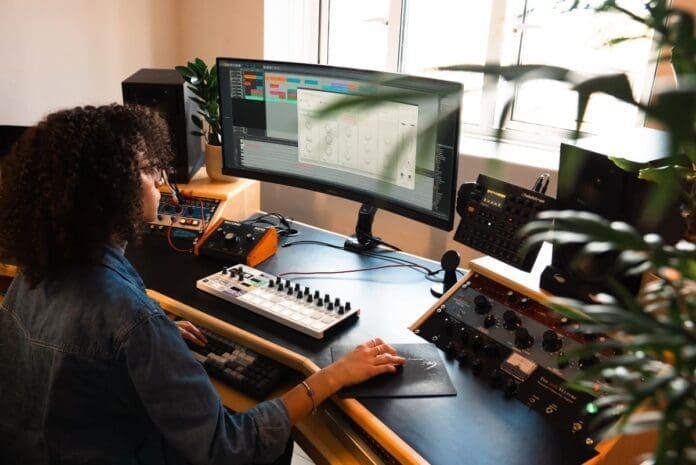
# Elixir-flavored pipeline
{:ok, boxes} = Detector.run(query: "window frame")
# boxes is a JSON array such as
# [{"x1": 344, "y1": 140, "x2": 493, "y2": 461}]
[{"x1": 313, "y1": 0, "x2": 660, "y2": 148}]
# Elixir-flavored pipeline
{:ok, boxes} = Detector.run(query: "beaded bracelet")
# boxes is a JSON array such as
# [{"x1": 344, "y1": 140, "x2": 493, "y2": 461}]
[{"x1": 301, "y1": 380, "x2": 317, "y2": 415}]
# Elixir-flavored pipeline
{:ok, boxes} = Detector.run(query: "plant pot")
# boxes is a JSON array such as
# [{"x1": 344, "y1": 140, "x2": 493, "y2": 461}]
[{"x1": 205, "y1": 144, "x2": 236, "y2": 182}]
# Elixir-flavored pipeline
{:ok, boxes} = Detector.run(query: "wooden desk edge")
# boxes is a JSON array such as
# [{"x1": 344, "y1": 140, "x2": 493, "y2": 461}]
[
  {"x1": 0, "y1": 263, "x2": 17, "y2": 278},
  {"x1": 147, "y1": 289, "x2": 429, "y2": 465}
]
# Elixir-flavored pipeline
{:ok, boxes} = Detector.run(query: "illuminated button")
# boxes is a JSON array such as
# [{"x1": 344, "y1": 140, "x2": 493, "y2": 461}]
[
  {"x1": 179, "y1": 218, "x2": 187, "y2": 225},
  {"x1": 192, "y1": 220, "x2": 200, "y2": 226}
]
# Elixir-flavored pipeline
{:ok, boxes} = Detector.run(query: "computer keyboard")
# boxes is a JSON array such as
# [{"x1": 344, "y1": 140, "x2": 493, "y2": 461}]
[
  {"x1": 196, "y1": 264, "x2": 360, "y2": 339},
  {"x1": 187, "y1": 325, "x2": 288, "y2": 400}
]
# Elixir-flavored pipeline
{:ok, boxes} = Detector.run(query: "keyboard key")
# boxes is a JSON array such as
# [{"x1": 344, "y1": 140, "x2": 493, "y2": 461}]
[
  {"x1": 187, "y1": 326, "x2": 289, "y2": 400},
  {"x1": 197, "y1": 264, "x2": 360, "y2": 339}
]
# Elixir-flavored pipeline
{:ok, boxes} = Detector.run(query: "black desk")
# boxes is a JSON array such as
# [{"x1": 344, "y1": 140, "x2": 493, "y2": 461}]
[{"x1": 127, "y1": 221, "x2": 595, "y2": 465}]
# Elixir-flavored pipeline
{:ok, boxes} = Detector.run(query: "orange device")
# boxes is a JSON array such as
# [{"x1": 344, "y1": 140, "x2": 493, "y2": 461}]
[{"x1": 194, "y1": 218, "x2": 278, "y2": 267}]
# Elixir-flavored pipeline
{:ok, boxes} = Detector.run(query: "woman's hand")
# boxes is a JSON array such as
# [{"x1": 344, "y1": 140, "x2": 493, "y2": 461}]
[
  {"x1": 175, "y1": 320, "x2": 208, "y2": 347},
  {"x1": 325, "y1": 338, "x2": 406, "y2": 389},
  {"x1": 281, "y1": 338, "x2": 405, "y2": 424}
]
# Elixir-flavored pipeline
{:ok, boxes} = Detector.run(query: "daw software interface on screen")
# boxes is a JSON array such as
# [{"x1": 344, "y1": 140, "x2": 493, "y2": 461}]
[{"x1": 217, "y1": 58, "x2": 462, "y2": 230}]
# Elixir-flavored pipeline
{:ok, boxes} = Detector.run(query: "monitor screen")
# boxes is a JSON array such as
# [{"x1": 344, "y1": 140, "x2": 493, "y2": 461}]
[{"x1": 217, "y1": 58, "x2": 462, "y2": 231}]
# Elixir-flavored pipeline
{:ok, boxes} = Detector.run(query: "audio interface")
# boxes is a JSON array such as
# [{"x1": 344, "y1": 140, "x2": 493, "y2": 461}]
[
  {"x1": 194, "y1": 219, "x2": 278, "y2": 266},
  {"x1": 411, "y1": 269, "x2": 611, "y2": 448}
]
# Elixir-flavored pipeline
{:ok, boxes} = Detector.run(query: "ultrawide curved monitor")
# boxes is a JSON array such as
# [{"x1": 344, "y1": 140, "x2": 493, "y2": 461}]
[{"x1": 217, "y1": 58, "x2": 462, "y2": 231}]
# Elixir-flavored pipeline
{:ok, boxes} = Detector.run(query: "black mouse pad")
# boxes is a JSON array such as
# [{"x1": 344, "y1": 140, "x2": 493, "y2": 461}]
[{"x1": 331, "y1": 343, "x2": 456, "y2": 398}]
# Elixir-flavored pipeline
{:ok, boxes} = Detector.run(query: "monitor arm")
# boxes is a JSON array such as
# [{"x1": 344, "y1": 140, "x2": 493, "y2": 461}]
[{"x1": 344, "y1": 203, "x2": 381, "y2": 252}]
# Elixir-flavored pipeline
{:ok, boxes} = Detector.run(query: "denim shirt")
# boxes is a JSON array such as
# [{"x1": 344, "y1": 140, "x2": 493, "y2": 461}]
[{"x1": 0, "y1": 245, "x2": 291, "y2": 465}]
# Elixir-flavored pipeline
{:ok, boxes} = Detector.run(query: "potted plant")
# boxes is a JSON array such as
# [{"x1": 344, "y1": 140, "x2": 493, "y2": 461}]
[
  {"x1": 520, "y1": 211, "x2": 696, "y2": 465},
  {"x1": 465, "y1": 2, "x2": 696, "y2": 463},
  {"x1": 175, "y1": 58, "x2": 235, "y2": 182}
]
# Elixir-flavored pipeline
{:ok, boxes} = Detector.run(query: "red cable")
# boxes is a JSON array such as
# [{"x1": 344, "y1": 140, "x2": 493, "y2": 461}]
[{"x1": 166, "y1": 209, "x2": 194, "y2": 254}]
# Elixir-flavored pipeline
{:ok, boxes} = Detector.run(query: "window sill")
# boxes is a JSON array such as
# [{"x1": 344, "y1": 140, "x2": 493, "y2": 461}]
[{"x1": 458, "y1": 134, "x2": 560, "y2": 172}]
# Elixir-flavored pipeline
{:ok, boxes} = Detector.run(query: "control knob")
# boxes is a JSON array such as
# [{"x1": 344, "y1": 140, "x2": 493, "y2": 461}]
[
  {"x1": 542, "y1": 330, "x2": 562, "y2": 352},
  {"x1": 503, "y1": 310, "x2": 521, "y2": 330},
  {"x1": 474, "y1": 295, "x2": 491, "y2": 314},
  {"x1": 483, "y1": 314, "x2": 496, "y2": 328},
  {"x1": 514, "y1": 328, "x2": 534, "y2": 349}
]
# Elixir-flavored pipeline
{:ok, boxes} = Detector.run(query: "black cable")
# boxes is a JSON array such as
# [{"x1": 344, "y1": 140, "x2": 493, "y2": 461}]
[
  {"x1": 281, "y1": 239, "x2": 438, "y2": 276},
  {"x1": 242, "y1": 213, "x2": 299, "y2": 237},
  {"x1": 359, "y1": 234, "x2": 401, "y2": 251}
]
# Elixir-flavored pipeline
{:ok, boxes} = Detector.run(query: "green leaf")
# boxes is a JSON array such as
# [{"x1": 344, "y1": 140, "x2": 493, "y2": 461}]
[
  {"x1": 572, "y1": 73, "x2": 636, "y2": 108},
  {"x1": 545, "y1": 300, "x2": 597, "y2": 323},
  {"x1": 638, "y1": 165, "x2": 692, "y2": 184},
  {"x1": 634, "y1": 167, "x2": 686, "y2": 227},
  {"x1": 175, "y1": 65, "x2": 194, "y2": 80},
  {"x1": 621, "y1": 411, "x2": 663, "y2": 435},
  {"x1": 194, "y1": 57, "x2": 207, "y2": 73},
  {"x1": 187, "y1": 61, "x2": 204, "y2": 79},
  {"x1": 609, "y1": 152, "x2": 691, "y2": 173},
  {"x1": 209, "y1": 64, "x2": 217, "y2": 87},
  {"x1": 639, "y1": 84, "x2": 696, "y2": 162}
]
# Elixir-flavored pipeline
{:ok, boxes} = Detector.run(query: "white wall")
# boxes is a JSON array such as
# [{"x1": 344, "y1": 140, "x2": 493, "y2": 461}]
[
  {"x1": 178, "y1": 0, "x2": 264, "y2": 66},
  {"x1": 0, "y1": 0, "x2": 180, "y2": 125},
  {"x1": 0, "y1": 0, "x2": 264, "y2": 125}
]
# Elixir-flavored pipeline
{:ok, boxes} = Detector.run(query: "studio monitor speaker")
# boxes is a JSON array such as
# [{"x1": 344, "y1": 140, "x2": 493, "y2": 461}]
[
  {"x1": 122, "y1": 69, "x2": 204, "y2": 183},
  {"x1": 541, "y1": 127, "x2": 684, "y2": 299}
]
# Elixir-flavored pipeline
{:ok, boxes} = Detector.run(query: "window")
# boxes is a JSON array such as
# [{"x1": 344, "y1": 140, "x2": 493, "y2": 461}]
[{"x1": 265, "y1": 0, "x2": 658, "y2": 146}]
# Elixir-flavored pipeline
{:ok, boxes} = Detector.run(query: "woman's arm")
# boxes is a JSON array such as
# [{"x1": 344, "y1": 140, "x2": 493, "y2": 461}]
[{"x1": 280, "y1": 338, "x2": 404, "y2": 424}]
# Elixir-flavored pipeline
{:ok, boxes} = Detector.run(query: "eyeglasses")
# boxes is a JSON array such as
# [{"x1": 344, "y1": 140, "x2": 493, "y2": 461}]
[{"x1": 139, "y1": 163, "x2": 168, "y2": 185}]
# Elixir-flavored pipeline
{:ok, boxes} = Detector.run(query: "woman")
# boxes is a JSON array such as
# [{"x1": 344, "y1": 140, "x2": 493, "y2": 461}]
[{"x1": 0, "y1": 104, "x2": 404, "y2": 464}]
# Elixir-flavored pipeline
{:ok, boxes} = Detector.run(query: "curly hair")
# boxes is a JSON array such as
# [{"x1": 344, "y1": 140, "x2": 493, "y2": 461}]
[{"x1": 0, "y1": 104, "x2": 173, "y2": 286}]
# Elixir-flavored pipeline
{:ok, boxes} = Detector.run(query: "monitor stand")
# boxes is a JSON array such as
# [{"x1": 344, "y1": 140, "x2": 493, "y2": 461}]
[{"x1": 344, "y1": 203, "x2": 382, "y2": 252}]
